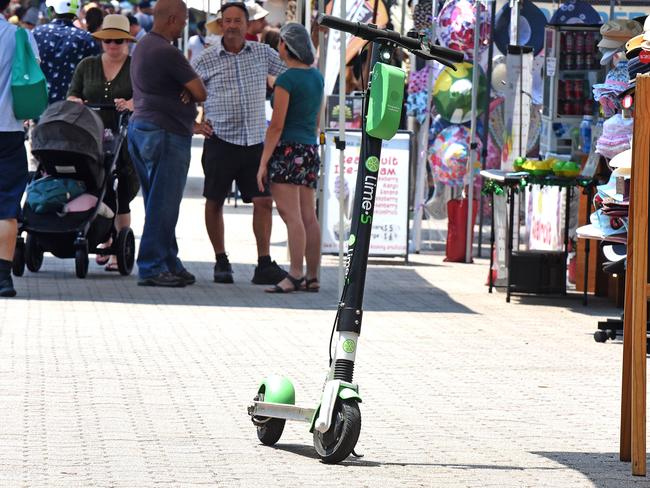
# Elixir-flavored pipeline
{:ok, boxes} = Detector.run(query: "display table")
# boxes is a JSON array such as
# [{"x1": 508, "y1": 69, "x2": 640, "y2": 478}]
[{"x1": 481, "y1": 169, "x2": 592, "y2": 303}]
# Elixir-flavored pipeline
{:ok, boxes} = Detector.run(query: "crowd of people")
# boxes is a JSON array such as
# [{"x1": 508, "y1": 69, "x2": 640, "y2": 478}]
[{"x1": 0, "y1": 0, "x2": 324, "y2": 296}]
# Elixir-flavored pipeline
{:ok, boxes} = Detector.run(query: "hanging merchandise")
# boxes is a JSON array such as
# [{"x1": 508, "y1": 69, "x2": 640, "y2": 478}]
[
  {"x1": 597, "y1": 19, "x2": 643, "y2": 66},
  {"x1": 429, "y1": 125, "x2": 481, "y2": 187},
  {"x1": 493, "y1": 0, "x2": 546, "y2": 56},
  {"x1": 413, "y1": 0, "x2": 433, "y2": 40},
  {"x1": 491, "y1": 55, "x2": 507, "y2": 94},
  {"x1": 595, "y1": 114, "x2": 633, "y2": 160},
  {"x1": 433, "y1": 61, "x2": 487, "y2": 124},
  {"x1": 436, "y1": 0, "x2": 489, "y2": 60},
  {"x1": 592, "y1": 61, "x2": 630, "y2": 117},
  {"x1": 548, "y1": 0, "x2": 601, "y2": 26}
]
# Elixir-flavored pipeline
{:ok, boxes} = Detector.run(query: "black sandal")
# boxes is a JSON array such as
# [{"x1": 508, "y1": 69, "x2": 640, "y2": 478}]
[
  {"x1": 265, "y1": 274, "x2": 304, "y2": 293},
  {"x1": 301, "y1": 277, "x2": 320, "y2": 293}
]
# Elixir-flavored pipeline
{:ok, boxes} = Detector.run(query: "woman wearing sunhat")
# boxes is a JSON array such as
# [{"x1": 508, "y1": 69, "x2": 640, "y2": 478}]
[
  {"x1": 256, "y1": 23, "x2": 324, "y2": 293},
  {"x1": 67, "y1": 14, "x2": 140, "y2": 271}
]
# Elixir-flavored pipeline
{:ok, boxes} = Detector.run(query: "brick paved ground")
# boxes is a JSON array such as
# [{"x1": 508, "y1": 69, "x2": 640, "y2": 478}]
[{"x1": 0, "y1": 143, "x2": 648, "y2": 487}]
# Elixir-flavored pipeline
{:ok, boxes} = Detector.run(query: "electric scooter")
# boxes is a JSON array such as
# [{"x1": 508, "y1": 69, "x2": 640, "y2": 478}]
[{"x1": 247, "y1": 15, "x2": 464, "y2": 464}]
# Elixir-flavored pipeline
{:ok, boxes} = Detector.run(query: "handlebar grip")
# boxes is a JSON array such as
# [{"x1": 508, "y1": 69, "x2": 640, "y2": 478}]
[
  {"x1": 317, "y1": 14, "x2": 421, "y2": 51},
  {"x1": 84, "y1": 102, "x2": 117, "y2": 110},
  {"x1": 429, "y1": 44, "x2": 465, "y2": 64}
]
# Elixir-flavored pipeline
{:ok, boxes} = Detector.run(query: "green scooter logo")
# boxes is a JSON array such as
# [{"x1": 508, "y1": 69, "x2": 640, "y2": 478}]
[
  {"x1": 342, "y1": 339, "x2": 356, "y2": 353},
  {"x1": 365, "y1": 156, "x2": 379, "y2": 172}
]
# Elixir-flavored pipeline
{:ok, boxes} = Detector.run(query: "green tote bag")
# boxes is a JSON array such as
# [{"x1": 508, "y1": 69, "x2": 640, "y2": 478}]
[{"x1": 11, "y1": 27, "x2": 48, "y2": 120}]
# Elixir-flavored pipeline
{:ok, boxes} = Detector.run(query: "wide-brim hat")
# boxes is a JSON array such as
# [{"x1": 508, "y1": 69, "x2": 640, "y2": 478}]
[
  {"x1": 609, "y1": 148, "x2": 632, "y2": 168},
  {"x1": 602, "y1": 243, "x2": 627, "y2": 262},
  {"x1": 92, "y1": 14, "x2": 136, "y2": 41},
  {"x1": 493, "y1": 0, "x2": 546, "y2": 56},
  {"x1": 626, "y1": 34, "x2": 644, "y2": 59},
  {"x1": 247, "y1": 1, "x2": 269, "y2": 21}
]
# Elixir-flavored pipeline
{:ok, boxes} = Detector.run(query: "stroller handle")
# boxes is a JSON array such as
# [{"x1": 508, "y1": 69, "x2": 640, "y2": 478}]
[{"x1": 85, "y1": 102, "x2": 119, "y2": 111}]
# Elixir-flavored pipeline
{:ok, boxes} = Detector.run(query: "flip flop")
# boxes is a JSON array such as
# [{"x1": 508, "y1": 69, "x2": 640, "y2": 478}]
[
  {"x1": 96, "y1": 254, "x2": 110, "y2": 265},
  {"x1": 265, "y1": 275, "x2": 304, "y2": 293},
  {"x1": 105, "y1": 262, "x2": 120, "y2": 272}
]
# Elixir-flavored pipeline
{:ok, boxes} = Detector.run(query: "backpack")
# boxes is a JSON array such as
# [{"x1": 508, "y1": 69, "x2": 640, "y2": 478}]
[
  {"x1": 11, "y1": 27, "x2": 48, "y2": 120},
  {"x1": 26, "y1": 177, "x2": 87, "y2": 214}
]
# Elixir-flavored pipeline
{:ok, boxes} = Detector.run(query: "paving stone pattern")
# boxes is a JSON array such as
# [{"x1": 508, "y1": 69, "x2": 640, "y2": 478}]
[{"x1": 0, "y1": 148, "x2": 648, "y2": 487}]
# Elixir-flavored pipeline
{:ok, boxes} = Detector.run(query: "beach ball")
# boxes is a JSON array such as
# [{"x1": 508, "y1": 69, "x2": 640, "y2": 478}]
[
  {"x1": 429, "y1": 125, "x2": 481, "y2": 187},
  {"x1": 437, "y1": 0, "x2": 490, "y2": 59},
  {"x1": 433, "y1": 61, "x2": 488, "y2": 124}
]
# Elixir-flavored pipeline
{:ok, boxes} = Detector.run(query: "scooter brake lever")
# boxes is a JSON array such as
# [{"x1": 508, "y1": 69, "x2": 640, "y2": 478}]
[{"x1": 410, "y1": 49, "x2": 459, "y2": 70}]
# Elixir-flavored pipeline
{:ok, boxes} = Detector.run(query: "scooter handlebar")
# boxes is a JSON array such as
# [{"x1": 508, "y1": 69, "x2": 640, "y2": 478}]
[{"x1": 316, "y1": 14, "x2": 464, "y2": 65}]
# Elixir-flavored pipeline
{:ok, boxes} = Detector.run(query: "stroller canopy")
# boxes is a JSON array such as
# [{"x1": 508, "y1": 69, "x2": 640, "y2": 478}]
[{"x1": 31, "y1": 100, "x2": 104, "y2": 164}]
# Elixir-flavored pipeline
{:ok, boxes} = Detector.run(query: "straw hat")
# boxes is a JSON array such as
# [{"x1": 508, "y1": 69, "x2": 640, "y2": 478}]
[{"x1": 92, "y1": 14, "x2": 137, "y2": 42}]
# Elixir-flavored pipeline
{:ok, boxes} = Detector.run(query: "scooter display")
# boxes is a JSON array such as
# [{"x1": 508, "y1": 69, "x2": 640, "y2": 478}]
[{"x1": 247, "y1": 15, "x2": 464, "y2": 464}]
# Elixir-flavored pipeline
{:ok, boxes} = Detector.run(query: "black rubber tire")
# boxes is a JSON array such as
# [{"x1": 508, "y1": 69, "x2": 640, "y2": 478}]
[
  {"x1": 607, "y1": 329, "x2": 617, "y2": 340},
  {"x1": 75, "y1": 248, "x2": 89, "y2": 279},
  {"x1": 594, "y1": 330, "x2": 608, "y2": 343},
  {"x1": 256, "y1": 418, "x2": 286, "y2": 446},
  {"x1": 12, "y1": 238, "x2": 25, "y2": 277},
  {"x1": 25, "y1": 234, "x2": 43, "y2": 273},
  {"x1": 115, "y1": 227, "x2": 135, "y2": 276},
  {"x1": 313, "y1": 400, "x2": 361, "y2": 464}
]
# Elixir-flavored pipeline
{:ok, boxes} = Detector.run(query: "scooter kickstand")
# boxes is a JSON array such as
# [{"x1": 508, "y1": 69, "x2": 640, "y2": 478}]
[{"x1": 351, "y1": 449, "x2": 364, "y2": 458}]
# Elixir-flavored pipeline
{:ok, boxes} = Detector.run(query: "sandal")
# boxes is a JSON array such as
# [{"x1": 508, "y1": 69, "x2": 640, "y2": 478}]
[
  {"x1": 265, "y1": 274, "x2": 304, "y2": 294},
  {"x1": 301, "y1": 277, "x2": 320, "y2": 293},
  {"x1": 96, "y1": 254, "x2": 110, "y2": 265},
  {"x1": 105, "y1": 261, "x2": 120, "y2": 272}
]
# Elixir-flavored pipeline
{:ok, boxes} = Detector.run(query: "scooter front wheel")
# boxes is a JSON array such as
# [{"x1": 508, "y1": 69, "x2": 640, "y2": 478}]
[
  {"x1": 313, "y1": 399, "x2": 361, "y2": 464},
  {"x1": 256, "y1": 418, "x2": 285, "y2": 446}
]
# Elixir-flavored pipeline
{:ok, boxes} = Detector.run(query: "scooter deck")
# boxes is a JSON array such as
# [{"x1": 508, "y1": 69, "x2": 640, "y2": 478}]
[{"x1": 248, "y1": 401, "x2": 316, "y2": 423}]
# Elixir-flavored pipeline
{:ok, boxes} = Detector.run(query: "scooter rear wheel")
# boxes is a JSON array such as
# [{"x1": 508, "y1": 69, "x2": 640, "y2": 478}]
[{"x1": 313, "y1": 399, "x2": 361, "y2": 464}]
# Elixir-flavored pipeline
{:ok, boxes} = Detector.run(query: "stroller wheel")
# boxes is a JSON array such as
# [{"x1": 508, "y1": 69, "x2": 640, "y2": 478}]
[
  {"x1": 25, "y1": 234, "x2": 44, "y2": 273},
  {"x1": 115, "y1": 227, "x2": 135, "y2": 276},
  {"x1": 13, "y1": 237, "x2": 25, "y2": 277},
  {"x1": 75, "y1": 247, "x2": 89, "y2": 279}
]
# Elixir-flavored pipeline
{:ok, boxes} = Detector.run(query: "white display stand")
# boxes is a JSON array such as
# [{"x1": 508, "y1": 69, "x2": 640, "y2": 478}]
[{"x1": 321, "y1": 130, "x2": 412, "y2": 259}]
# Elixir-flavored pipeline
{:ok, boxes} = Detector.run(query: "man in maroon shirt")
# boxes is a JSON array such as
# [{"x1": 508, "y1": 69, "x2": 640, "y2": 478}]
[{"x1": 245, "y1": 2, "x2": 268, "y2": 41}]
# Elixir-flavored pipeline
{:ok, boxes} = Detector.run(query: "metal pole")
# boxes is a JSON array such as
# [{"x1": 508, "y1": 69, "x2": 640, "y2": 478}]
[
  {"x1": 316, "y1": 0, "x2": 326, "y2": 283},
  {"x1": 297, "y1": 0, "x2": 304, "y2": 25},
  {"x1": 399, "y1": 0, "x2": 407, "y2": 35},
  {"x1": 305, "y1": 0, "x2": 311, "y2": 32},
  {"x1": 411, "y1": 0, "x2": 439, "y2": 253},
  {"x1": 337, "y1": 0, "x2": 347, "y2": 296},
  {"x1": 477, "y1": 0, "x2": 496, "y2": 258},
  {"x1": 465, "y1": 0, "x2": 482, "y2": 263}
]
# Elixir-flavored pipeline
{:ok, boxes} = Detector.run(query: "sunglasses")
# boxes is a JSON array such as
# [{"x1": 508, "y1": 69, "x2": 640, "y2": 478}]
[{"x1": 103, "y1": 39, "x2": 125, "y2": 45}]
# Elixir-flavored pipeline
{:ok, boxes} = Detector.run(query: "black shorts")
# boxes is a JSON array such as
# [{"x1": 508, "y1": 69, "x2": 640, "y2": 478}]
[{"x1": 201, "y1": 136, "x2": 270, "y2": 205}]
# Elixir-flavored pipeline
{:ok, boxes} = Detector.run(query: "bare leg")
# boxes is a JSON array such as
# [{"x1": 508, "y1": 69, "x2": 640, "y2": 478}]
[
  {"x1": 0, "y1": 219, "x2": 18, "y2": 261},
  {"x1": 205, "y1": 199, "x2": 225, "y2": 255},
  {"x1": 270, "y1": 183, "x2": 304, "y2": 286},
  {"x1": 300, "y1": 186, "x2": 321, "y2": 282},
  {"x1": 252, "y1": 196, "x2": 273, "y2": 258},
  {"x1": 106, "y1": 213, "x2": 132, "y2": 268}
]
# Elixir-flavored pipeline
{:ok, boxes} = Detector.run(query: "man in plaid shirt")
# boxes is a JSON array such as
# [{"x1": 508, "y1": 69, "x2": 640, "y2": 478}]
[{"x1": 192, "y1": 1, "x2": 287, "y2": 285}]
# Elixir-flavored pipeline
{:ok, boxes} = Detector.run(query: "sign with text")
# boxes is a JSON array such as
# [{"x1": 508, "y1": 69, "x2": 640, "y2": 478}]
[
  {"x1": 321, "y1": 130, "x2": 411, "y2": 257},
  {"x1": 525, "y1": 185, "x2": 563, "y2": 251}
]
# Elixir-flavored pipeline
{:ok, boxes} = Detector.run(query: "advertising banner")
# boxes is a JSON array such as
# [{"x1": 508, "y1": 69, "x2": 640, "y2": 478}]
[
  {"x1": 321, "y1": 130, "x2": 411, "y2": 257},
  {"x1": 526, "y1": 185, "x2": 563, "y2": 251}
]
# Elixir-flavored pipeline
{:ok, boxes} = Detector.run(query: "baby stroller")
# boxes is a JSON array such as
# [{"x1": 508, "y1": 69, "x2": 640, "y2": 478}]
[{"x1": 12, "y1": 100, "x2": 135, "y2": 279}]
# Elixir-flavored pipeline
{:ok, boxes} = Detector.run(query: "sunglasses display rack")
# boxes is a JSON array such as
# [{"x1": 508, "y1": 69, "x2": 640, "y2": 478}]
[{"x1": 540, "y1": 24, "x2": 606, "y2": 156}]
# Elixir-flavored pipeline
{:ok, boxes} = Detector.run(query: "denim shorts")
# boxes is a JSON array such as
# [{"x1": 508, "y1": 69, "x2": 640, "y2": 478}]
[{"x1": 0, "y1": 132, "x2": 28, "y2": 220}]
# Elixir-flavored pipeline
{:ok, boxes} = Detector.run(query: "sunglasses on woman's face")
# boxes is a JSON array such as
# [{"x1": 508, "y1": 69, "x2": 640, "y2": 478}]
[{"x1": 103, "y1": 39, "x2": 125, "y2": 45}]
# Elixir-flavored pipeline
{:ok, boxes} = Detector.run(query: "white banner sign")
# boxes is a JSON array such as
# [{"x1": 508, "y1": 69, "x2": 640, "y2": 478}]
[
  {"x1": 526, "y1": 185, "x2": 563, "y2": 251},
  {"x1": 321, "y1": 131, "x2": 410, "y2": 257}
]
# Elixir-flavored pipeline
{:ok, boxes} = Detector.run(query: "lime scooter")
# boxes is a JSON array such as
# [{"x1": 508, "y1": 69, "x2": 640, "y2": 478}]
[{"x1": 247, "y1": 15, "x2": 464, "y2": 464}]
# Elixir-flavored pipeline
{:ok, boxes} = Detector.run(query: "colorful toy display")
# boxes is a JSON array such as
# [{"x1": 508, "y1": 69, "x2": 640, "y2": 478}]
[
  {"x1": 429, "y1": 125, "x2": 481, "y2": 187},
  {"x1": 433, "y1": 61, "x2": 488, "y2": 124},
  {"x1": 436, "y1": 0, "x2": 489, "y2": 60}
]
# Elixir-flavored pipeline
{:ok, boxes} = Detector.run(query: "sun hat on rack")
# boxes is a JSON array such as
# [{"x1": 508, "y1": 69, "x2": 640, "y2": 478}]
[
  {"x1": 598, "y1": 19, "x2": 643, "y2": 49},
  {"x1": 609, "y1": 148, "x2": 632, "y2": 169},
  {"x1": 493, "y1": 0, "x2": 546, "y2": 56},
  {"x1": 548, "y1": 0, "x2": 601, "y2": 26},
  {"x1": 602, "y1": 243, "x2": 627, "y2": 262},
  {"x1": 91, "y1": 14, "x2": 136, "y2": 41}
]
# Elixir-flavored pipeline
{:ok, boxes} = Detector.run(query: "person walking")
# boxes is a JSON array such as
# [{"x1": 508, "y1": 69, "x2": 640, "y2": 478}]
[
  {"x1": 33, "y1": 0, "x2": 100, "y2": 104},
  {"x1": 192, "y1": 1, "x2": 287, "y2": 285},
  {"x1": 67, "y1": 14, "x2": 141, "y2": 272},
  {"x1": 256, "y1": 23, "x2": 323, "y2": 293},
  {"x1": 128, "y1": 0, "x2": 207, "y2": 287},
  {"x1": 0, "y1": 0, "x2": 40, "y2": 297}
]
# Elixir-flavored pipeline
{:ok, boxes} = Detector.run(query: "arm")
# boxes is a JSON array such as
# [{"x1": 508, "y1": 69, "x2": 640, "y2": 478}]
[
  {"x1": 257, "y1": 86, "x2": 290, "y2": 191},
  {"x1": 183, "y1": 78, "x2": 207, "y2": 103},
  {"x1": 267, "y1": 45, "x2": 287, "y2": 77}
]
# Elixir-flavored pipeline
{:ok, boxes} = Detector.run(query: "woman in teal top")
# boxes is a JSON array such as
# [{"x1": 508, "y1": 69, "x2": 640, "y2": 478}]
[{"x1": 257, "y1": 23, "x2": 324, "y2": 293}]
